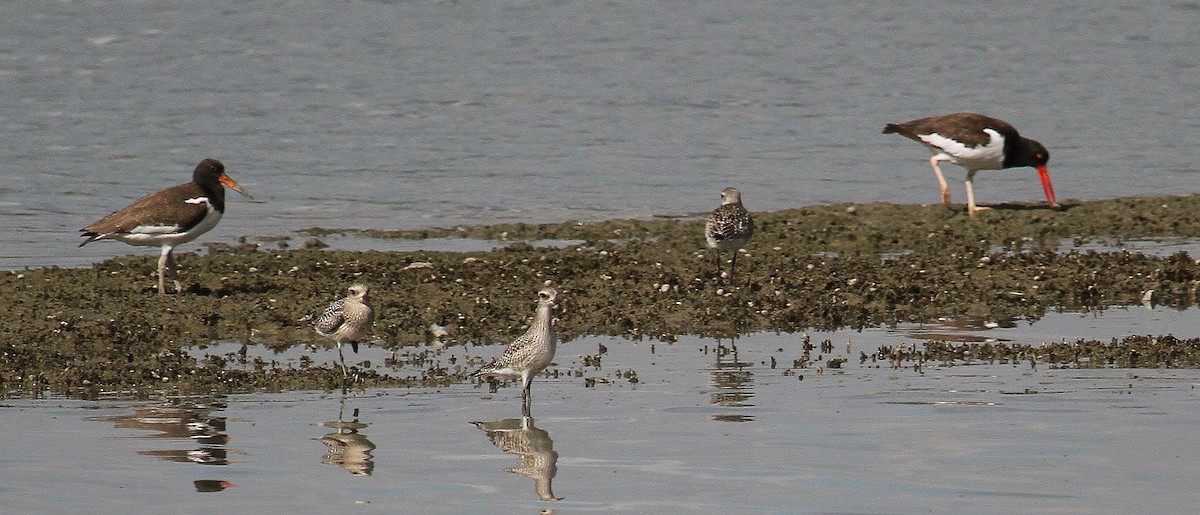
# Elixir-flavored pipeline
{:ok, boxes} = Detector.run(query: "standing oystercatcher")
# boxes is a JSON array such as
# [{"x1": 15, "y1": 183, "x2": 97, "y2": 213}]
[
  {"x1": 883, "y1": 112, "x2": 1057, "y2": 216},
  {"x1": 79, "y1": 159, "x2": 253, "y2": 294},
  {"x1": 705, "y1": 187, "x2": 754, "y2": 278}
]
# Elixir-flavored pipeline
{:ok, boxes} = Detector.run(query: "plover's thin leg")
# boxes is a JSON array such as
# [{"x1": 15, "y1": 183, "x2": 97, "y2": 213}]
[
  {"x1": 338, "y1": 343, "x2": 348, "y2": 378},
  {"x1": 522, "y1": 373, "x2": 534, "y2": 416}
]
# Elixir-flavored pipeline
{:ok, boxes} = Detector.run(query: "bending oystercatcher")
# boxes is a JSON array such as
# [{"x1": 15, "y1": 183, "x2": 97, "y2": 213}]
[
  {"x1": 883, "y1": 112, "x2": 1057, "y2": 216},
  {"x1": 705, "y1": 187, "x2": 754, "y2": 278},
  {"x1": 79, "y1": 158, "x2": 253, "y2": 294}
]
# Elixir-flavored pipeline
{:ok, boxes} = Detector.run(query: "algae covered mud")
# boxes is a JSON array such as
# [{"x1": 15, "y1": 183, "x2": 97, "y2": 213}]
[{"x1": 3, "y1": 196, "x2": 1200, "y2": 397}]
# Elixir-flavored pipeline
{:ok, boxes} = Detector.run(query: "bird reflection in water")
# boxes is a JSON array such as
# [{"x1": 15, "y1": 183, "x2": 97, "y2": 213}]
[
  {"x1": 193, "y1": 480, "x2": 235, "y2": 492},
  {"x1": 709, "y1": 338, "x2": 755, "y2": 422},
  {"x1": 99, "y1": 396, "x2": 236, "y2": 491},
  {"x1": 101, "y1": 396, "x2": 233, "y2": 465},
  {"x1": 908, "y1": 314, "x2": 1021, "y2": 343},
  {"x1": 318, "y1": 393, "x2": 376, "y2": 476},
  {"x1": 471, "y1": 417, "x2": 562, "y2": 501}
]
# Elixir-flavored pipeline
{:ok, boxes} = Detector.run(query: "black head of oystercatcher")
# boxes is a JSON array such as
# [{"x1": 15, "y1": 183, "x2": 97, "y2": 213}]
[
  {"x1": 79, "y1": 158, "x2": 253, "y2": 294},
  {"x1": 883, "y1": 112, "x2": 1056, "y2": 216}
]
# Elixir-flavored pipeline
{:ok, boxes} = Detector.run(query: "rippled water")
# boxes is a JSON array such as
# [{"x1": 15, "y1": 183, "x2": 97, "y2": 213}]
[{"x1": 2, "y1": 1, "x2": 1198, "y2": 269}]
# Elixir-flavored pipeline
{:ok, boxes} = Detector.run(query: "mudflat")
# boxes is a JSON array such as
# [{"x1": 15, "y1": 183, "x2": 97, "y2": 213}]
[{"x1": 4, "y1": 196, "x2": 1199, "y2": 396}]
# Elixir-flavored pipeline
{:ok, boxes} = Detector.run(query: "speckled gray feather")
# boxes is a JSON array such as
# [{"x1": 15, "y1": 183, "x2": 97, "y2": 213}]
[
  {"x1": 705, "y1": 187, "x2": 754, "y2": 276},
  {"x1": 315, "y1": 284, "x2": 375, "y2": 376},
  {"x1": 473, "y1": 287, "x2": 560, "y2": 414}
]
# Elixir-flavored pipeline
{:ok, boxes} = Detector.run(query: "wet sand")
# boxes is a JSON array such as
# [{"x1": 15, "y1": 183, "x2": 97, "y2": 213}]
[{"x1": 4, "y1": 196, "x2": 1200, "y2": 396}]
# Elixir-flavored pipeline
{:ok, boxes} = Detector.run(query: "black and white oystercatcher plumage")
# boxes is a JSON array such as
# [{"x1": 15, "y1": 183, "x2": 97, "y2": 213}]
[
  {"x1": 883, "y1": 112, "x2": 1057, "y2": 216},
  {"x1": 79, "y1": 159, "x2": 253, "y2": 294}
]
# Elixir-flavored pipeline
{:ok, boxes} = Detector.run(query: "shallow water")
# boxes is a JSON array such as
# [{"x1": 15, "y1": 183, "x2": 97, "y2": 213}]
[
  {"x1": 3, "y1": 1, "x2": 1199, "y2": 271},
  {"x1": 5, "y1": 306, "x2": 1200, "y2": 513}
]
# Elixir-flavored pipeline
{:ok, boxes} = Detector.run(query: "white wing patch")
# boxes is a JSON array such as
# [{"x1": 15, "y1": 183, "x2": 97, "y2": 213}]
[
  {"x1": 919, "y1": 128, "x2": 1006, "y2": 171},
  {"x1": 128, "y1": 224, "x2": 185, "y2": 235},
  {"x1": 107, "y1": 203, "x2": 222, "y2": 247}
]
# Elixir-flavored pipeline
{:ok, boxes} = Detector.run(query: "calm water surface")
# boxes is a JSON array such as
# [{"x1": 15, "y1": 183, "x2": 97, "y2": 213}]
[
  {"x1": 1, "y1": 1, "x2": 1198, "y2": 269},
  {"x1": 5, "y1": 308, "x2": 1200, "y2": 513},
  {"x1": 3, "y1": 343, "x2": 1200, "y2": 513}
]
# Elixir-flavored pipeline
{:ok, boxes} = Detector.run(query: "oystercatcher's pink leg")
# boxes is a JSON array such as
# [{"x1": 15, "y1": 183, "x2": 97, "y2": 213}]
[
  {"x1": 929, "y1": 154, "x2": 954, "y2": 206},
  {"x1": 964, "y1": 170, "x2": 991, "y2": 217},
  {"x1": 156, "y1": 246, "x2": 175, "y2": 294}
]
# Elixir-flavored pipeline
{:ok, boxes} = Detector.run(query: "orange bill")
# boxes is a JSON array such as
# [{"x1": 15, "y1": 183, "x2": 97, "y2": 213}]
[
  {"x1": 219, "y1": 173, "x2": 254, "y2": 199},
  {"x1": 1036, "y1": 165, "x2": 1057, "y2": 208}
]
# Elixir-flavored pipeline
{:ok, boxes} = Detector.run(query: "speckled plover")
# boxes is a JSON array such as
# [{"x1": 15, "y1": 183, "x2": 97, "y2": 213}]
[
  {"x1": 315, "y1": 284, "x2": 376, "y2": 377},
  {"x1": 705, "y1": 187, "x2": 754, "y2": 277},
  {"x1": 472, "y1": 287, "x2": 559, "y2": 416}
]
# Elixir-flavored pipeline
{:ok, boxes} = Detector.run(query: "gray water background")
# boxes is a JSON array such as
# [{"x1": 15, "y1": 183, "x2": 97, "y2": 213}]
[{"x1": 1, "y1": 1, "x2": 1197, "y2": 269}]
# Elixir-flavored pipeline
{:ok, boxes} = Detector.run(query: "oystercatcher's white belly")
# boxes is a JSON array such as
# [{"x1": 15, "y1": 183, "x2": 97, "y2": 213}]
[{"x1": 921, "y1": 128, "x2": 1006, "y2": 171}]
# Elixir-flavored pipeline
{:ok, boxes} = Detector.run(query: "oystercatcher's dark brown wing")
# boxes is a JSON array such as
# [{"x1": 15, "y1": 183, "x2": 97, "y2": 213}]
[
  {"x1": 884, "y1": 112, "x2": 1017, "y2": 149},
  {"x1": 79, "y1": 182, "x2": 212, "y2": 245}
]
